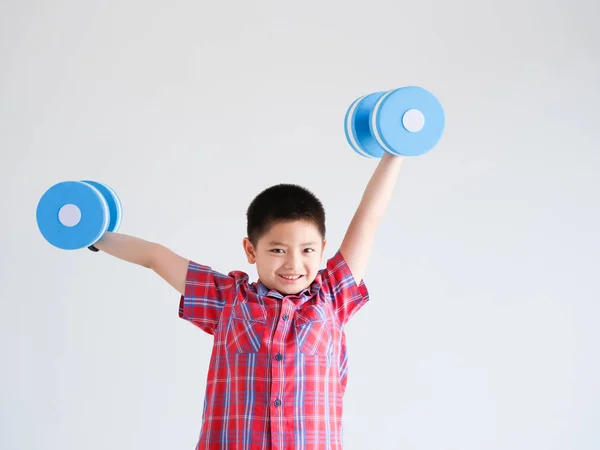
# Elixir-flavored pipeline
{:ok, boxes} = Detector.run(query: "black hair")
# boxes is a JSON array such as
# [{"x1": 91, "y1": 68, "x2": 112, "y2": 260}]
[{"x1": 246, "y1": 183, "x2": 326, "y2": 247}]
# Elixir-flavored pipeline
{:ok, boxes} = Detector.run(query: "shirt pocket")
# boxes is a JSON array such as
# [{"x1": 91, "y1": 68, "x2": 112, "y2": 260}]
[
  {"x1": 226, "y1": 302, "x2": 267, "y2": 354},
  {"x1": 295, "y1": 304, "x2": 333, "y2": 356}
]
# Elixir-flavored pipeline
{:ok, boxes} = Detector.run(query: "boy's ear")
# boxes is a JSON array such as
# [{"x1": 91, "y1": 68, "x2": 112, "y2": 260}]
[{"x1": 242, "y1": 237, "x2": 256, "y2": 264}]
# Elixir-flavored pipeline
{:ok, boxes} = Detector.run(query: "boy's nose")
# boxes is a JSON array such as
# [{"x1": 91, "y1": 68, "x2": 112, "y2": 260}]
[{"x1": 284, "y1": 257, "x2": 302, "y2": 271}]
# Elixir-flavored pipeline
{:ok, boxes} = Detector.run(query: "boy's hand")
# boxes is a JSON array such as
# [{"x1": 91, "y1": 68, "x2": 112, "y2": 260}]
[
  {"x1": 340, "y1": 153, "x2": 404, "y2": 284},
  {"x1": 94, "y1": 232, "x2": 189, "y2": 295}
]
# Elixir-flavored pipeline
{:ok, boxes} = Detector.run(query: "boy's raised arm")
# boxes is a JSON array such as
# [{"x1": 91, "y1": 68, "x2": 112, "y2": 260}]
[
  {"x1": 340, "y1": 153, "x2": 404, "y2": 285},
  {"x1": 94, "y1": 232, "x2": 189, "y2": 295}
]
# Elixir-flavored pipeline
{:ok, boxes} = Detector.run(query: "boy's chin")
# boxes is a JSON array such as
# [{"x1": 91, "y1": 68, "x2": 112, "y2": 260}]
[
  {"x1": 260, "y1": 275, "x2": 314, "y2": 296},
  {"x1": 275, "y1": 278, "x2": 311, "y2": 295}
]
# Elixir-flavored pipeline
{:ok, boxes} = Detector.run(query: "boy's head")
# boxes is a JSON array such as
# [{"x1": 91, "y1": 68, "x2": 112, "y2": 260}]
[{"x1": 243, "y1": 184, "x2": 327, "y2": 295}]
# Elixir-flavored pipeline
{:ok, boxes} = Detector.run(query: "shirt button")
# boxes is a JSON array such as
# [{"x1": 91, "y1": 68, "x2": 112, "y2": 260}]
[
  {"x1": 274, "y1": 399, "x2": 281, "y2": 407},
  {"x1": 282, "y1": 314, "x2": 289, "y2": 321},
  {"x1": 275, "y1": 353, "x2": 283, "y2": 361}
]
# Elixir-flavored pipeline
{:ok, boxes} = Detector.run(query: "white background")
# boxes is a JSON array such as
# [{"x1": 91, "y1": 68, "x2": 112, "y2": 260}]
[{"x1": 1, "y1": 0, "x2": 599, "y2": 449}]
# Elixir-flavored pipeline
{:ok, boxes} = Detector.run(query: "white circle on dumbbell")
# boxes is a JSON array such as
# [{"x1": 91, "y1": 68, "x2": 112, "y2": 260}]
[
  {"x1": 58, "y1": 204, "x2": 81, "y2": 227},
  {"x1": 402, "y1": 109, "x2": 425, "y2": 132}
]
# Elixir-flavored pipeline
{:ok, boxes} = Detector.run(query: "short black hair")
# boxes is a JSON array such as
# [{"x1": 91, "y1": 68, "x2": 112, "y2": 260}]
[{"x1": 246, "y1": 183, "x2": 326, "y2": 247}]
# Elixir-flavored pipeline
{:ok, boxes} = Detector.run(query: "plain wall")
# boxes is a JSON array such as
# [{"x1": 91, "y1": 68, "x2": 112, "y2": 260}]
[{"x1": 1, "y1": 0, "x2": 599, "y2": 449}]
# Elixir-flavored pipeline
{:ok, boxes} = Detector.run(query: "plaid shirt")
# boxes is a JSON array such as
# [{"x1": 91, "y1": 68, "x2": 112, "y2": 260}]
[{"x1": 178, "y1": 249, "x2": 369, "y2": 450}]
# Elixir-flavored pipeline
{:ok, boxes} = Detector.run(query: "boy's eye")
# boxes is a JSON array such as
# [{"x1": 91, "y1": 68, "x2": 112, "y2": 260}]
[{"x1": 304, "y1": 248, "x2": 314, "y2": 253}]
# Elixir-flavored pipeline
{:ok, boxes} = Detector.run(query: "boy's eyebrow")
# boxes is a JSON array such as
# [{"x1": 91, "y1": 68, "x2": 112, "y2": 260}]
[{"x1": 267, "y1": 241, "x2": 318, "y2": 247}]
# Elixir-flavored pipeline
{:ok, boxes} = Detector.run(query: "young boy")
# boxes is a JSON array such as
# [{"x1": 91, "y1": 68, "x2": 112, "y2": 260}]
[{"x1": 94, "y1": 153, "x2": 403, "y2": 449}]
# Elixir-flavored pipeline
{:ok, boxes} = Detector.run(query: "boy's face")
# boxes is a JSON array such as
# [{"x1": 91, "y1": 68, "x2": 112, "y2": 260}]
[{"x1": 243, "y1": 220, "x2": 326, "y2": 296}]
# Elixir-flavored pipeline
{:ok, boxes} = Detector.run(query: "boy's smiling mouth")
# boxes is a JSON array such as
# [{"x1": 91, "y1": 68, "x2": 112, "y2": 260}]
[{"x1": 278, "y1": 274, "x2": 303, "y2": 281}]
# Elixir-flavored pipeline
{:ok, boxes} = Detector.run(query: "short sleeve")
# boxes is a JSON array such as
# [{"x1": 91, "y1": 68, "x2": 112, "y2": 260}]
[
  {"x1": 178, "y1": 261, "x2": 244, "y2": 335},
  {"x1": 320, "y1": 249, "x2": 370, "y2": 326}
]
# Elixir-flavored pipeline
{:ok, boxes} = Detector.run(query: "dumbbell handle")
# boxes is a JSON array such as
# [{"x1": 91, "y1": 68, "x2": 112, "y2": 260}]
[{"x1": 88, "y1": 245, "x2": 100, "y2": 252}]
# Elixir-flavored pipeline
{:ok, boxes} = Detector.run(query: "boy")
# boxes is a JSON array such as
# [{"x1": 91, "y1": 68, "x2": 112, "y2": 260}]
[{"x1": 94, "y1": 153, "x2": 403, "y2": 449}]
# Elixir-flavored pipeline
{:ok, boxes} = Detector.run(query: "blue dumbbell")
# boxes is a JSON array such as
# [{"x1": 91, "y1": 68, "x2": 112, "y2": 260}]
[
  {"x1": 344, "y1": 86, "x2": 445, "y2": 158},
  {"x1": 36, "y1": 180, "x2": 123, "y2": 250}
]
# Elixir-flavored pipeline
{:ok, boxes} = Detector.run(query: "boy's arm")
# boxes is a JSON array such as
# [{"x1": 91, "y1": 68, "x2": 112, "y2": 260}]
[
  {"x1": 93, "y1": 232, "x2": 189, "y2": 295},
  {"x1": 340, "y1": 153, "x2": 404, "y2": 284}
]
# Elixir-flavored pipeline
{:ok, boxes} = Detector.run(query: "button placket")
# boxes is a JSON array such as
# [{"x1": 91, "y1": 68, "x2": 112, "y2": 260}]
[
  {"x1": 274, "y1": 305, "x2": 291, "y2": 364},
  {"x1": 270, "y1": 300, "x2": 289, "y2": 429}
]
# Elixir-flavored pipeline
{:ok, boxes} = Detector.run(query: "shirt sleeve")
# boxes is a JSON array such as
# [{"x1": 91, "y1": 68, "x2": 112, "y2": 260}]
[
  {"x1": 178, "y1": 261, "x2": 244, "y2": 335},
  {"x1": 320, "y1": 249, "x2": 370, "y2": 326}
]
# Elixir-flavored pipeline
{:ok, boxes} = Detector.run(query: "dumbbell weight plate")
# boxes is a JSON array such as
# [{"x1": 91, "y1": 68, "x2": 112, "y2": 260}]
[
  {"x1": 36, "y1": 181, "x2": 110, "y2": 250},
  {"x1": 372, "y1": 86, "x2": 445, "y2": 157},
  {"x1": 81, "y1": 180, "x2": 122, "y2": 233},
  {"x1": 344, "y1": 92, "x2": 387, "y2": 158}
]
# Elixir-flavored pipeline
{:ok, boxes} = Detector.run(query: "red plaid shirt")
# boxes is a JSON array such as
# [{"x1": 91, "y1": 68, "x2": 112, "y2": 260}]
[{"x1": 178, "y1": 249, "x2": 369, "y2": 450}]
